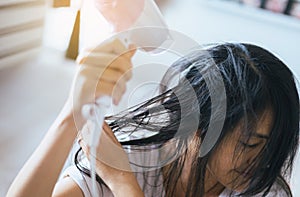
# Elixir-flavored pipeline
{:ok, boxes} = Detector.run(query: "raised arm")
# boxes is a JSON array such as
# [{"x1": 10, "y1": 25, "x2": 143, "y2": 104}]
[
  {"x1": 6, "y1": 101, "x2": 78, "y2": 197},
  {"x1": 6, "y1": 39, "x2": 140, "y2": 197}
]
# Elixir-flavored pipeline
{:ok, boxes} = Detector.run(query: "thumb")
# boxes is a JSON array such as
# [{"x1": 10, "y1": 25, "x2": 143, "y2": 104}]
[{"x1": 123, "y1": 44, "x2": 137, "y2": 59}]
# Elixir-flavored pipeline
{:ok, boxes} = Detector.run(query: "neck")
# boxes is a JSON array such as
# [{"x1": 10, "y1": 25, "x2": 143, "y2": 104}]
[
  {"x1": 162, "y1": 137, "x2": 226, "y2": 197},
  {"x1": 173, "y1": 152, "x2": 225, "y2": 197}
]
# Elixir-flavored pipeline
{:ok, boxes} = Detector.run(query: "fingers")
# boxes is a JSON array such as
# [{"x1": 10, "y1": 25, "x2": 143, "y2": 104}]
[
  {"x1": 123, "y1": 44, "x2": 137, "y2": 59},
  {"x1": 77, "y1": 52, "x2": 133, "y2": 80},
  {"x1": 78, "y1": 56, "x2": 132, "y2": 81},
  {"x1": 87, "y1": 38, "x2": 128, "y2": 55},
  {"x1": 78, "y1": 121, "x2": 121, "y2": 156},
  {"x1": 102, "y1": 122, "x2": 119, "y2": 144},
  {"x1": 76, "y1": 62, "x2": 131, "y2": 105},
  {"x1": 96, "y1": 81, "x2": 126, "y2": 105},
  {"x1": 77, "y1": 39, "x2": 136, "y2": 79},
  {"x1": 78, "y1": 121, "x2": 132, "y2": 171},
  {"x1": 80, "y1": 39, "x2": 137, "y2": 60},
  {"x1": 75, "y1": 39, "x2": 136, "y2": 106}
]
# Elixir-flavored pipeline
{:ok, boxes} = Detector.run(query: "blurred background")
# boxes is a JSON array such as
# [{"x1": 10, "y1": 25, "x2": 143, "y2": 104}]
[{"x1": 0, "y1": 0, "x2": 299, "y2": 196}]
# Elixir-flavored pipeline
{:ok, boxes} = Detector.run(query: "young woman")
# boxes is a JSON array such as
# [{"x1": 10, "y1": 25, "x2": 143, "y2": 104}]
[{"x1": 7, "y1": 39, "x2": 299, "y2": 197}]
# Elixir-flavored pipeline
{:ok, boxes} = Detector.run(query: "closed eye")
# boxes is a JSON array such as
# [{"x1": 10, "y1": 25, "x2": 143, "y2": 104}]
[{"x1": 239, "y1": 141, "x2": 261, "y2": 148}]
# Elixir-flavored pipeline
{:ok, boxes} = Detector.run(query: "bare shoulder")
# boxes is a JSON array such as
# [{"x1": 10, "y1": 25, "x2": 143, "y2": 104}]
[
  {"x1": 52, "y1": 176, "x2": 84, "y2": 197},
  {"x1": 267, "y1": 176, "x2": 293, "y2": 197}
]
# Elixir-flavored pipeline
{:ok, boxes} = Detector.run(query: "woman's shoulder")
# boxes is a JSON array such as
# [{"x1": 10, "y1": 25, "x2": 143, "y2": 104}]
[
  {"x1": 220, "y1": 176, "x2": 292, "y2": 197},
  {"x1": 61, "y1": 165, "x2": 114, "y2": 197},
  {"x1": 266, "y1": 176, "x2": 293, "y2": 197},
  {"x1": 61, "y1": 165, "x2": 166, "y2": 197}
]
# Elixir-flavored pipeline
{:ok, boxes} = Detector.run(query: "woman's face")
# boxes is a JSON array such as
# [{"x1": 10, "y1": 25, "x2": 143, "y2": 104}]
[{"x1": 207, "y1": 112, "x2": 272, "y2": 192}]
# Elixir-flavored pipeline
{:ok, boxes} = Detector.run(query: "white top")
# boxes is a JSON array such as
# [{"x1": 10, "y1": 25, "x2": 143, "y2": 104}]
[{"x1": 62, "y1": 165, "x2": 289, "y2": 197}]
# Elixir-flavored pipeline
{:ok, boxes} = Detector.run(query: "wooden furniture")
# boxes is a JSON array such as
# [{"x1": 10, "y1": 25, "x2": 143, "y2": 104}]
[
  {"x1": 0, "y1": 0, "x2": 46, "y2": 69},
  {"x1": 52, "y1": 0, "x2": 80, "y2": 60}
]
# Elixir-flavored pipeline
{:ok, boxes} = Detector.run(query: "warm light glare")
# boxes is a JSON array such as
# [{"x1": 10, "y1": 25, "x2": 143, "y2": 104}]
[{"x1": 80, "y1": 0, "x2": 112, "y2": 50}]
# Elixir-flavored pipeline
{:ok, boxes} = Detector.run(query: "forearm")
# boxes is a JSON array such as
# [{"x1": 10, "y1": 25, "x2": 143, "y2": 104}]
[
  {"x1": 112, "y1": 184, "x2": 144, "y2": 197},
  {"x1": 104, "y1": 171, "x2": 144, "y2": 197},
  {"x1": 7, "y1": 103, "x2": 78, "y2": 197},
  {"x1": 110, "y1": 178, "x2": 145, "y2": 197}
]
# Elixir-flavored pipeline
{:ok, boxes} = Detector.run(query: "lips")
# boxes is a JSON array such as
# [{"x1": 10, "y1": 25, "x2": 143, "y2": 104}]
[{"x1": 234, "y1": 169, "x2": 253, "y2": 179}]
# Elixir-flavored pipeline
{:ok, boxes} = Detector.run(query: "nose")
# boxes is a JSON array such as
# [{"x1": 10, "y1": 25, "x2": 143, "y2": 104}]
[
  {"x1": 245, "y1": 150, "x2": 259, "y2": 166},
  {"x1": 246, "y1": 156, "x2": 253, "y2": 166}
]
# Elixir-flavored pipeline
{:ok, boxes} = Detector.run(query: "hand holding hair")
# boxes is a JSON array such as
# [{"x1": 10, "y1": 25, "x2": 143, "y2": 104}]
[{"x1": 78, "y1": 120, "x2": 144, "y2": 196}]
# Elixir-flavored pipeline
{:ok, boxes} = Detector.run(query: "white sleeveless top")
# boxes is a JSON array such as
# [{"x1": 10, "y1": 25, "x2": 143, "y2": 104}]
[{"x1": 62, "y1": 165, "x2": 289, "y2": 197}]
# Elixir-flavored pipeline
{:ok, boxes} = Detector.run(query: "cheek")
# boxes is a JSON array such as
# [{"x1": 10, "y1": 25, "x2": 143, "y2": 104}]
[
  {"x1": 209, "y1": 143, "x2": 250, "y2": 188},
  {"x1": 208, "y1": 145, "x2": 248, "y2": 190},
  {"x1": 209, "y1": 146, "x2": 236, "y2": 184}
]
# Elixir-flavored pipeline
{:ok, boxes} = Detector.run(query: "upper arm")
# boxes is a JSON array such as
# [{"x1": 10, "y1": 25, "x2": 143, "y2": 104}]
[{"x1": 52, "y1": 176, "x2": 84, "y2": 197}]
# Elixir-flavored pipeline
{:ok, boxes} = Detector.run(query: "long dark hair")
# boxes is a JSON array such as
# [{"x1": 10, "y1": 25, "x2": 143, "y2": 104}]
[{"x1": 75, "y1": 43, "x2": 299, "y2": 196}]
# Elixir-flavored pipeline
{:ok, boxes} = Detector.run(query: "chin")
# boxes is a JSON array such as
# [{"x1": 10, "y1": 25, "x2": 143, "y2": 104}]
[
  {"x1": 232, "y1": 185, "x2": 248, "y2": 193},
  {"x1": 223, "y1": 178, "x2": 250, "y2": 193}
]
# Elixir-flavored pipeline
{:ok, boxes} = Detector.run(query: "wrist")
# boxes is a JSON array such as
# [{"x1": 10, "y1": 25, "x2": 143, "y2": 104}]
[
  {"x1": 109, "y1": 175, "x2": 144, "y2": 197},
  {"x1": 100, "y1": 170, "x2": 143, "y2": 196},
  {"x1": 112, "y1": 185, "x2": 144, "y2": 197}
]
